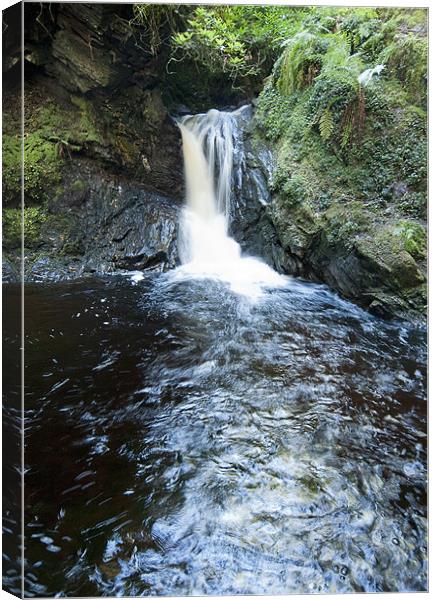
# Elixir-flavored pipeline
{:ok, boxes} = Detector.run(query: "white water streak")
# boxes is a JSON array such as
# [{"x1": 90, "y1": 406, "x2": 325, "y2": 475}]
[
  {"x1": 358, "y1": 64, "x2": 385, "y2": 86},
  {"x1": 181, "y1": 108, "x2": 235, "y2": 219},
  {"x1": 176, "y1": 109, "x2": 285, "y2": 298}
]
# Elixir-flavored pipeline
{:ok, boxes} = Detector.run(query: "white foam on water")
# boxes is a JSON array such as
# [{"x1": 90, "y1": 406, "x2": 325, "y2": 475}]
[{"x1": 129, "y1": 271, "x2": 145, "y2": 284}]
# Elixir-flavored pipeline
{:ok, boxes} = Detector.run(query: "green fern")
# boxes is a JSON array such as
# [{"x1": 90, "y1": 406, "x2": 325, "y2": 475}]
[
  {"x1": 394, "y1": 220, "x2": 426, "y2": 260},
  {"x1": 319, "y1": 107, "x2": 334, "y2": 140},
  {"x1": 340, "y1": 119, "x2": 353, "y2": 148},
  {"x1": 379, "y1": 34, "x2": 427, "y2": 103},
  {"x1": 278, "y1": 31, "x2": 326, "y2": 95}
]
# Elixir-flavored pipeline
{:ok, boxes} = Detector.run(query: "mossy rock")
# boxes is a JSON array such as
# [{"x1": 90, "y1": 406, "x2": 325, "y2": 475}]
[
  {"x1": 141, "y1": 88, "x2": 166, "y2": 129},
  {"x1": 2, "y1": 132, "x2": 65, "y2": 206},
  {"x1": 322, "y1": 201, "x2": 370, "y2": 250},
  {"x1": 28, "y1": 95, "x2": 106, "y2": 149},
  {"x1": 3, "y1": 204, "x2": 76, "y2": 252},
  {"x1": 392, "y1": 219, "x2": 426, "y2": 261},
  {"x1": 3, "y1": 90, "x2": 108, "y2": 206},
  {"x1": 355, "y1": 226, "x2": 425, "y2": 290},
  {"x1": 269, "y1": 201, "x2": 319, "y2": 258},
  {"x1": 24, "y1": 134, "x2": 64, "y2": 201},
  {"x1": 2, "y1": 134, "x2": 21, "y2": 204},
  {"x1": 69, "y1": 96, "x2": 107, "y2": 145}
]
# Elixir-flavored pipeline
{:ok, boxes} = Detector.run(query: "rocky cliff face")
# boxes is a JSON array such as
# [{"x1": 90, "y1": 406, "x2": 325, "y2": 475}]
[
  {"x1": 3, "y1": 160, "x2": 179, "y2": 283},
  {"x1": 3, "y1": 3, "x2": 183, "y2": 280},
  {"x1": 229, "y1": 106, "x2": 426, "y2": 321}
]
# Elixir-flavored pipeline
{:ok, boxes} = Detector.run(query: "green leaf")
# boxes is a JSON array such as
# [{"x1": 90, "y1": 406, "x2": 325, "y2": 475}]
[{"x1": 319, "y1": 108, "x2": 334, "y2": 140}]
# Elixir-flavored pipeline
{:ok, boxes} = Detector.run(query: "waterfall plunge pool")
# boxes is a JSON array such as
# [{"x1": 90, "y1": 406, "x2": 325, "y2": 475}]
[
  {"x1": 4, "y1": 269, "x2": 427, "y2": 596},
  {"x1": 5, "y1": 108, "x2": 426, "y2": 596}
]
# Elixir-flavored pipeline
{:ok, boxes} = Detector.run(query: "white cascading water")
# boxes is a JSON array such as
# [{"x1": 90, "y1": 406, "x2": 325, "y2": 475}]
[{"x1": 175, "y1": 108, "x2": 285, "y2": 298}]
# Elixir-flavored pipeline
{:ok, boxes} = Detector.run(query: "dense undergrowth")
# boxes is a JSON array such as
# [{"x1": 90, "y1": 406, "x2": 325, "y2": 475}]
[
  {"x1": 253, "y1": 7, "x2": 427, "y2": 275},
  {"x1": 131, "y1": 4, "x2": 309, "y2": 107}
]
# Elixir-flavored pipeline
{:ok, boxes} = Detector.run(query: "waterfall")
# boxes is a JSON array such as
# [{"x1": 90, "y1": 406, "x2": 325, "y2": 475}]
[
  {"x1": 175, "y1": 108, "x2": 285, "y2": 298},
  {"x1": 180, "y1": 109, "x2": 235, "y2": 220}
]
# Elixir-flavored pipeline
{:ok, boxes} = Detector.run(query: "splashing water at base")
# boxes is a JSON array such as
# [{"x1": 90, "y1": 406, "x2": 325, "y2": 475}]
[{"x1": 176, "y1": 109, "x2": 285, "y2": 299}]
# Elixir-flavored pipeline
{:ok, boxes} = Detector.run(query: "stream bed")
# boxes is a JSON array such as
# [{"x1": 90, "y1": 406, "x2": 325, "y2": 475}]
[{"x1": 5, "y1": 271, "x2": 427, "y2": 596}]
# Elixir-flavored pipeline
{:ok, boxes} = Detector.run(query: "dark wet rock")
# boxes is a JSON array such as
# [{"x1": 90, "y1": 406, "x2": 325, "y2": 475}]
[
  {"x1": 23, "y1": 4, "x2": 160, "y2": 94},
  {"x1": 25, "y1": 256, "x2": 76, "y2": 283},
  {"x1": 10, "y1": 3, "x2": 184, "y2": 197},
  {"x1": 64, "y1": 163, "x2": 180, "y2": 275},
  {"x1": 391, "y1": 181, "x2": 410, "y2": 199},
  {"x1": 5, "y1": 163, "x2": 180, "y2": 283},
  {"x1": 3, "y1": 4, "x2": 184, "y2": 283},
  {"x1": 47, "y1": 5, "x2": 129, "y2": 93},
  {"x1": 2, "y1": 3, "x2": 21, "y2": 74},
  {"x1": 229, "y1": 105, "x2": 281, "y2": 267},
  {"x1": 172, "y1": 104, "x2": 193, "y2": 117},
  {"x1": 2, "y1": 256, "x2": 20, "y2": 283}
]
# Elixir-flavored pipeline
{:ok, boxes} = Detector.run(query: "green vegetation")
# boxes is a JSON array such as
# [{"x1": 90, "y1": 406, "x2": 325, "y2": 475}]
[
  {"x1": 2, "y1": 132, "x2": 63, "y2": 205},
  {"x1": 246, "y1": 6, "x2": 426, "y2": 315},
  {"x1": 131, "y1": 4, "x2": 309, "y2": 106},
  {"x1": 130, "y1": 4, "x2": 183, "y2": 56},
  {"x1": 129, "y1": 4, "x2": 427, "y2": 118},
  {"x1": 169, "y1": 6, "x2": 307, "y2": 87},
  {"x1": 132, "y1": 4, "x2": 308, "y2": 81},
  {"x1": 24, "y1": 134, "x2": 64, "y2": 201},
  {"x1": 393, "y1": 220, "x2": 426, "y2": 260},
  {"x1": 2, "y1": 135, "x2": 21, "y2": 204},
  {"x1": 255, "y1": 7, "x2": 427, "y2": 222},
  {"x1": 379, "y1": 32, "x2": 427, "y2": 104},
  {"x1": 3, "y1": 206, "x2": 48, "y2": 249}
]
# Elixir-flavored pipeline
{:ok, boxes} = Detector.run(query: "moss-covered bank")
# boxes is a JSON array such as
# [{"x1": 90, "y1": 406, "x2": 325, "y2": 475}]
[{"x1": 251, "y1": 9, "x2": 427, "y2": 319}]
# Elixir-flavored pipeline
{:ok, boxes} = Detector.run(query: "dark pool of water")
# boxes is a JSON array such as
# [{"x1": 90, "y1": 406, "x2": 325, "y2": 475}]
[{"x1": 3, "y1": 272, "x2": 427, "y2": 596}]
